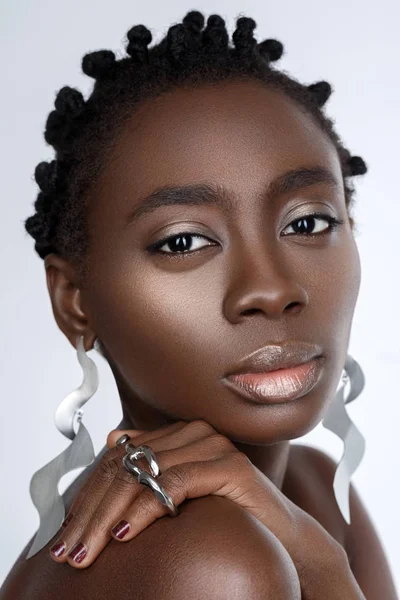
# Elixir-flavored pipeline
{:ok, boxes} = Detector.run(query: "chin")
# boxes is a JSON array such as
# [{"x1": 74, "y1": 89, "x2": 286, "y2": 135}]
[{"x1": 206, "y1": 382, "x2": 332, "y2": 445}]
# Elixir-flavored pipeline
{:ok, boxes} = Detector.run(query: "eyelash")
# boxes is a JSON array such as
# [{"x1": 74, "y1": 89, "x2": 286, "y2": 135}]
[{"x1": 147, "y1": 212, "x2": 345, "y2": 257}]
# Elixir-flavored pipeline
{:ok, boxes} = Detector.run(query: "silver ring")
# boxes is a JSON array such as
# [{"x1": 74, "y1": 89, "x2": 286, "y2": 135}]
[
  {"x1": 123, "y1": 445, "x2": 160, "y2": 478},
  {"x1": 121, "y1": 444, "x2": 179, "y2": 517},
  {"x1": 137, "y1": 470, "x2": 179, "y2": 517},
  {"x1": 125, "y1": 442, "x2": 137, "y2": 454}
]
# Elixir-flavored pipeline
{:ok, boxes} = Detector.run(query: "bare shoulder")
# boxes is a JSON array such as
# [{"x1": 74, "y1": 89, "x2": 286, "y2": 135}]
[
  {"x1": 287, "y1": 443, "x2": 398, "y2": 600},
  {"x1": 284, "y1": 443, "x2": 348, "y2": 548},
  {"x1": 288, "y1": 442, "x2": 339, "y2": 483},
  {"x1": 131, "y1": 495, "x2": 302, "y2": 600},
  {"x1": 0, "y1": 495, "x2": 301, "y2": 600}
]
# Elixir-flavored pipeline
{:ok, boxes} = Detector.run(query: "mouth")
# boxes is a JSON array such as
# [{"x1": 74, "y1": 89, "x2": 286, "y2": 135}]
[
  {"x1": 222, "y1": 356, "x2": 325, "y2": 404},
  {"x1": 224, "y1": 340, "x2": 323, "y2": 376}
]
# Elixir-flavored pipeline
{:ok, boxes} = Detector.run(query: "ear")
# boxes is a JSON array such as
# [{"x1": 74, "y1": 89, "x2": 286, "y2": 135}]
[{"x1": 44, "y1": 253, "x2": 96, "y2": 352}]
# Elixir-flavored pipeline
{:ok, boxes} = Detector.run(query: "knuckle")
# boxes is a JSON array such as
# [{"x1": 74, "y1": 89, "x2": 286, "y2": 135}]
[
  {"x1": 163, "y1": 463, "x2": 189, "y2": 489},
  {"x1": 114, "y1": 464, "x2": 138, "y2": 486},
  {"x1": 105, "y1": 445, "x2": 124, "y2": 461},
  {"x1": 187, "y1": 419, "x2": 216, "y2": 435},
  {"x1": 98, "y1": 453, "x2": 120, "y2": 480},
  {"x1": 230, "y1": 450, "x2": 253, "y2": 469},
  {"x1": 208, "y1": 433, "x2": 234, "y2": 452}
]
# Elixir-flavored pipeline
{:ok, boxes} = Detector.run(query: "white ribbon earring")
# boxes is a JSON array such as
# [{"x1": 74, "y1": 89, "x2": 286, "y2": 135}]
[
  {"x1": 322, "y1": 354, "x2": 366, "y2": 525},
  {"x1": 27, "y1": 336, "x2": 99, "y2": 558}
]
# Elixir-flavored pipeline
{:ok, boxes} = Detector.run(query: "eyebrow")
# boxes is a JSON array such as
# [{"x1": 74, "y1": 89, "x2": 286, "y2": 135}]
[{"x1": 124, "y1": 166, "x2": 340, "y2": 226}]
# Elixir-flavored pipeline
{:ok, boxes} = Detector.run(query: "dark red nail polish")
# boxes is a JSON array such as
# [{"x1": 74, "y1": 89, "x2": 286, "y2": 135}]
[
  {"x1": 50, "y1": 541, "x2": 66, "y2": 557},
  {"x1": 62, "y1": 513, "x2": 73, "y2": 528},
  {"x1": 112, "y1": 520, "x2": 130, "y2": 540},
  {"x1": 68, "y1": 542, "x2": 87, "y2": 564}
]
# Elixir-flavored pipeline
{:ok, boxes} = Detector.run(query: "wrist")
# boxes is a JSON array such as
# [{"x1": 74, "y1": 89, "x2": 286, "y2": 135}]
[
  {"x1": 314, "y1": 549, "x2": 366, "y2": 600},
  {"x1": 289, "y1": 510, "x2": 343, "y2": 569},
  {"x1": 289, "y1": 515, "x2": 366, "y2": 599}
]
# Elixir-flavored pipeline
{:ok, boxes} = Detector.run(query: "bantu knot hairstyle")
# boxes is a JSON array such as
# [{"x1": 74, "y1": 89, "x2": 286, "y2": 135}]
[
  {"x1": 82, "y1": 50, "x2": 117, "y2": 80},
  {"x1": 25, "y1": 10, "x2": 367, "y2": 282}
]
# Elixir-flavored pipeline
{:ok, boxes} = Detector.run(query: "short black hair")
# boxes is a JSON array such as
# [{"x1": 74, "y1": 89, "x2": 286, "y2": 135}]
[{"x1": 24, "y1": 10, "x2": 367, "y2": 282}]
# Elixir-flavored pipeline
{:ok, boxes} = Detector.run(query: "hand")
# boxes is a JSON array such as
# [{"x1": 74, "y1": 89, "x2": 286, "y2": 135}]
[{"x1": 49, "y1": 419, "x2": 345, "y2": 578}]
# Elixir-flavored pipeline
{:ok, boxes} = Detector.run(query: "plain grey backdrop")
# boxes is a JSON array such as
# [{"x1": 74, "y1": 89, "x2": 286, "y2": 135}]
[{"x1": 1, "y1": 0, "x2": 399, "y2": 590}]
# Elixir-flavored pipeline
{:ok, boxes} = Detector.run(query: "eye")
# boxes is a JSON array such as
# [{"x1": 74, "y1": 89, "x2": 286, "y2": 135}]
[
  {"x1": 281, "y1": 212, "x2": 345, "y2": 237},
  {"x1": 147, "y1": 213, "x2": 345, "y2": 258},
  {"x1": 147, "y1": 232, "x2": 216, "y2": 256}
]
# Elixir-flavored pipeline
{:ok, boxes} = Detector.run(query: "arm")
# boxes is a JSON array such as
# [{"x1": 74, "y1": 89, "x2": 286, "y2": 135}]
[
  {"x1": 346, "y1": 478, "x2": 399, "y2": 599},
  {"x1": 296, "y1": 446, "x2": 398, "y2": 600},
  {"x1": 293, "y1": 531, "x2": 367, "y2": 600}
]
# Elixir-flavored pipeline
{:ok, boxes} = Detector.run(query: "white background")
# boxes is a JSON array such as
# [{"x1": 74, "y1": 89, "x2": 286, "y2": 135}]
[{"x1": 1, "y1": 0, "x2": 399, "y2": 592}]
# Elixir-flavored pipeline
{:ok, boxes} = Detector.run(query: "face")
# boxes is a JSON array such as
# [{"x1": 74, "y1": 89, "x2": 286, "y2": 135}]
[{"x1": 77, "y1": 78, "x2": 361, "y2": 444}]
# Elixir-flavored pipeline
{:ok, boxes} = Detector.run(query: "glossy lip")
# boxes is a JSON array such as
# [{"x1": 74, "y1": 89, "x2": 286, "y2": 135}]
[
  {"x1": 224, "y1": 340, "x2": 324, "y2": 377},
  {"x1": 222, "y1": 356, "x2": 325, "y2": 404}
]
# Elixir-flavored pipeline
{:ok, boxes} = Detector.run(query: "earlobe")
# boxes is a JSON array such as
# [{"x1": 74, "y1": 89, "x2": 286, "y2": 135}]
[{"x1": 43, "y1": 253, "x2": 96, "y2": 351}]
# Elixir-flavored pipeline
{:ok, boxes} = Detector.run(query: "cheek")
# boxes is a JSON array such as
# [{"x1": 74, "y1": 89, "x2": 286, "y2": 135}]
[
  {"x1": 90, "y1": 263, "x2": 215, "y2": 407},
  {"x1": 305, "y1": 236, "x2": 361, "y2": 338}
]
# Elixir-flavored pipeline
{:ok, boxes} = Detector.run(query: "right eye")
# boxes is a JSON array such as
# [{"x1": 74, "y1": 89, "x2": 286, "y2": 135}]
[{"x1": 147, "y1": 232, "x2": 217, "y2": 257}]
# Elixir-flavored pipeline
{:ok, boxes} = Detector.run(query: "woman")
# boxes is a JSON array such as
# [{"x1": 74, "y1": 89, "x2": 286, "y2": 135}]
[{"x1": 0, "y1": 10, "x2": 397, "y2": 599}]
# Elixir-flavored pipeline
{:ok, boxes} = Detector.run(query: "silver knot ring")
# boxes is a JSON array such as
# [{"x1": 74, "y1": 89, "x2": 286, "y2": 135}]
[{"x1": 115, "y1": 433, "x2": 179, "y2": 517}]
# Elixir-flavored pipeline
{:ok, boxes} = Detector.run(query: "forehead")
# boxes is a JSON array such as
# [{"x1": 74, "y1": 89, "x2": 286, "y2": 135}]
[{"x1": 93, "y1": 79, "x2": 343, "y2": 217}]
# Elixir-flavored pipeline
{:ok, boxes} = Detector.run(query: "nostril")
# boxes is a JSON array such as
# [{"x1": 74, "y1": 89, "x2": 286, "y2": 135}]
[
  {"x1": 285, "y1": 301, "x2": 302, "y2": 313},
  {"x1": 241, "y1": 308, "x2": 261, "y2": 316}
]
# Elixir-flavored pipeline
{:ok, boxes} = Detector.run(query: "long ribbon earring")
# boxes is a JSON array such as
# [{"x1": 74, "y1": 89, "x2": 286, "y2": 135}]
[
  {"x1": 322, "y1": 354, "x2": 366, "y2": 525},
  {"x1": 26, "y1": 336, "x2": 99, "y2": 559}
]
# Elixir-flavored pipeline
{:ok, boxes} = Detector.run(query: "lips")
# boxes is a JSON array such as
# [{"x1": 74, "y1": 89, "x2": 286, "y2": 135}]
[
  {"x1": 224, "y1": 340, "x2": 324, "y2": 377},
  {"x1": 222, "y1": 357, "x2": 325, "y2": 404}
]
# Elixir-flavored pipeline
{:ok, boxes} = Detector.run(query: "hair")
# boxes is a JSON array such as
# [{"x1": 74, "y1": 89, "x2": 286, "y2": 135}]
[{"x1": 24, "y1": 10, "x2": 367, "y2": 283}]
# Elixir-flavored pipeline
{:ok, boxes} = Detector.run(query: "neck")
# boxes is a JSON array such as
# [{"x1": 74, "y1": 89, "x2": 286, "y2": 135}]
[{"x1": 231, "y1": 439, "x2": 291, "y2": 490}]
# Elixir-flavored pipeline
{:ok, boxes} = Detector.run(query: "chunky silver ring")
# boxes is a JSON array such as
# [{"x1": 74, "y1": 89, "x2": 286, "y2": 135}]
[
  {"x1": 136, "y1": 469, "x2": 179, "y2": 517},
  {"x1": 123, "y1": 445, "x2": 160, "y2": 478},
  {"x1": 118, "y1": 435, "x2": 178, "y2": 517},
  {"x1": 124, "y1": 442, "x2": 137, "y2": 454}
]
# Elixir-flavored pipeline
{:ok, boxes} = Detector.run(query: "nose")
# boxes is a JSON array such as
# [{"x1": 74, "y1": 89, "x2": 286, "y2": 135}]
[{"x1": 223, "y1": 246, "x2": 309, "y2": 322}]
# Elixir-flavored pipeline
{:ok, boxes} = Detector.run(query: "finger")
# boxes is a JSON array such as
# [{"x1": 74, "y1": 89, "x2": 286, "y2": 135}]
[
  {"x1": 54, "y1": 421, "x2": 221, "y2": 566},
  {"x1": 63, "y1": 433, "x2": 233, "y2": 567},
  {"x1": 106, "y1": 420, "x2": 187, "y2": 448},
  {"x1": 113, "y1": 450, "x2": 295, "y2": 552},
  {"x1": 49, "y1": 444, "x2": 128, "y2": 562},
  {"x1": 113, "y1": 419, "x2": 218, "y2": 455},
  {"x1": 66, "y1": 467, "x2": 141, "y2": 568},
  {"x1": 110, "y1": 452, "x2": 246, "y2": 543},
  {"x1": 106, "y1": 421, "x2": 208, "y2": 481},
  {"x1": 51, "y1": 422, "x2": 189, "y2": 562},
  {"x1": 106, "y1": 429, "x2": 146, "y2": 449}
]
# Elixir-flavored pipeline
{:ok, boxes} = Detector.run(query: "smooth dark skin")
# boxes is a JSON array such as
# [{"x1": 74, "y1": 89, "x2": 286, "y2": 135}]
[{"x1": 1, "y1": 79, "x2": 397, "y2": 599}]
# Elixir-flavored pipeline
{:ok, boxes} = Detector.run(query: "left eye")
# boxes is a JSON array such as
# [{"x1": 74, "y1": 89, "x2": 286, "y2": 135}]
[{"x1": 282, "y1": 213, "x2": 343, "y2": 237}]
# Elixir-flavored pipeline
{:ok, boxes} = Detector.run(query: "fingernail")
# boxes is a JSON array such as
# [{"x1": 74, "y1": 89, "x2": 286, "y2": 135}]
[
  {"x1": 112, "y1": 520, "x2": 131, "y2": 540},
  {"x1": 68, "y1": 542, "x2": 87, "y2": 564},
  {"x1": 62, "y1": 513, "x2": 73, "y2": 528},
  {"x1": 50, "y1": 541, "x2": 66, "y2": 558}
]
